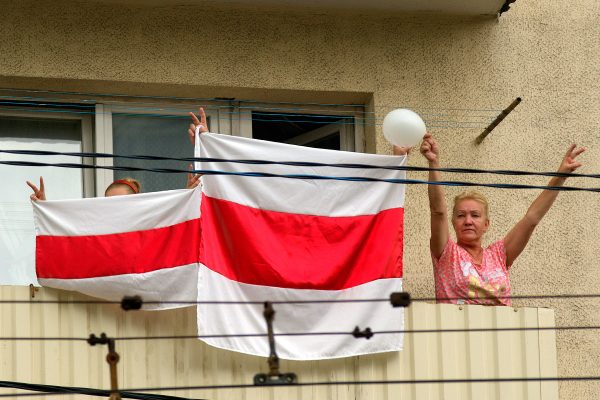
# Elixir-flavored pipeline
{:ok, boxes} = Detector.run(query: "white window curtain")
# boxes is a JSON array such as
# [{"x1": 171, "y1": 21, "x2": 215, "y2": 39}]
[{"x1": 0, "y1": 116, "x2": 84, "y2": 285}]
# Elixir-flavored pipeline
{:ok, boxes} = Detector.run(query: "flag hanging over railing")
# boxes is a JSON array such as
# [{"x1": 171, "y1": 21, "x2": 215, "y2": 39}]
[
  {"x1": 33, "y1": 188, "x2": 201, "y2": 310},
  {"x1": 34, "y1": 132, "x2": 406, "y2": 359},
  {"x1": 196, "y1": 133, "x2": 406, "y2": 360}
]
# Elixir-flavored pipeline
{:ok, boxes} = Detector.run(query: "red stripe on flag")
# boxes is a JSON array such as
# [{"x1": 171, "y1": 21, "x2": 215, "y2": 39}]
[
  {"x1": 199, "y1": 195, "x2": 403, "y2": 290},
  {"x1": 36, "y1": 219, "x2": 200, "y2": 279}
]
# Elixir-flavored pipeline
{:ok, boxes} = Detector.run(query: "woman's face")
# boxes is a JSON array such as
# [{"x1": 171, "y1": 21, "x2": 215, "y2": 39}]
[{"x1": 452, "y1": 199, "x2": 489, "y2": 245}]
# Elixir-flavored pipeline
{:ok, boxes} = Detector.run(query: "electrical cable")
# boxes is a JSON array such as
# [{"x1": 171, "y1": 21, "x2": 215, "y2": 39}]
[
  {"x1": 0, "y1": 380, "x2": 203, "y2": 400},
  {"x1": 0, "y1": 100, "x2": 493, "y2": 125},
  {"x1": 1, "y1": 325, "x2": 599, "y2": 343},
  {"x1": 0, "y1": 105, "x2": 487, "y2": 129},
  {"x1": 2, "y1": 376, "x2": 600, "y2": 398},
  {"x1": 2, "y1": 159, "x2": 599, "y2": 193},
  {"x1": 1, "y1": 148, "x2": 598, "y2": 180},
  {"x1": 0, "y1": 94, "x2": 500, "y2": 119},
  {"x1": 2, "y1": 293, "x2": 600, "y2": 306},
  {"x1": 0, "y1": 87, "x2": 505, "y2": 112}
]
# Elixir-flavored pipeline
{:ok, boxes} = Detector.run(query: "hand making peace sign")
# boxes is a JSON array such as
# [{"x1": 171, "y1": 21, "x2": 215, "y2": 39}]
[{"x1": 188, "y1": 107, "x2": 209, "y2": 146}]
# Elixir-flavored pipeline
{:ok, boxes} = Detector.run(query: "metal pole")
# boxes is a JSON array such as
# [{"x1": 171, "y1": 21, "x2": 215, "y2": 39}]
[{"x1": 475, "y1": 97, "x2": 521, "y2": 144}]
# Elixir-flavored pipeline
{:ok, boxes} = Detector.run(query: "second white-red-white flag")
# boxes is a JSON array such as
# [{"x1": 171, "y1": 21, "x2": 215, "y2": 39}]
[{"x1": 195, "y1": 133, "x2": 406, "y2": 360}]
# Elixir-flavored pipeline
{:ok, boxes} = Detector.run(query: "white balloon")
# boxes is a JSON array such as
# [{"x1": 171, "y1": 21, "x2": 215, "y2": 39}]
[{"x1": 382, "y1": 109, "x2": 427, "y2": 148}]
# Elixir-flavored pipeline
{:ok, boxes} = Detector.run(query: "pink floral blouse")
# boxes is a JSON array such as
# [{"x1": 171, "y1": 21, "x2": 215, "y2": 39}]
[{"x1": 432, "y1": 239, "x2": 512, "y2": 306}]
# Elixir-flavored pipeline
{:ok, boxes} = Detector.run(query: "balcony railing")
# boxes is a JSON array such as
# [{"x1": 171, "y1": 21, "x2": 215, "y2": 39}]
[{"x1": 1, "y1": 285, "x2": 557, "y2": 399}]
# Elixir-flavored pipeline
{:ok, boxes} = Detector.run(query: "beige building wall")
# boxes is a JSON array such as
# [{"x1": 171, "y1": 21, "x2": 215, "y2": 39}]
[{"x1": 0, "y1": 0, "x2": 599, "y2": 398}]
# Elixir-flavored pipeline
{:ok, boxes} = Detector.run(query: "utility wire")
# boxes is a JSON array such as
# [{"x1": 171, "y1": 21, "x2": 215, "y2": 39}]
[
  {"x1": 2, "y1": 293, "x2": 600, "y2": 305},
  {"x1": 2, "y1": 159, "x2": 599, "y2": 193},
  {"x1": 1, "y1": 325, "x2": 599, "y2": 343},
  {"x1": 0, "y1": 106, "x2": 486, "y2": 128},
  {"x1": 0, "y1": 94, "x2": 500, "y2": 119},
  {"x1": 0, "y1": 100, "x2": 493, "y2": 125},
  {"x1": 2, "y1": 376, "x2": 600, "y2": 398},
  {"x1": 0, "y1": 381, "x2": 203, "y2": 400},
  {"x1": 1, "y1": 148, "x2": 597, "y2": 180},
  {"x1": 0, "y1": 87, "x2": 504, "y2": 112}
]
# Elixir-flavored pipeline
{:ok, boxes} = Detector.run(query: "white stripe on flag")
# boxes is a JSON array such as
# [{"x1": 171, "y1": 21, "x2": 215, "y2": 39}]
[
  {"x1": 33, "y1": 188, "x2": 201, "y2": 236},
  {"x1": 197, "y1": 265, "x2": 403, "y2": 360},
  {"x1": 198, "y1": 133, "x2": 406, "y2": 216},
  {"x1": 39, "y1": 263, "x2": 198, "y2": 310}
]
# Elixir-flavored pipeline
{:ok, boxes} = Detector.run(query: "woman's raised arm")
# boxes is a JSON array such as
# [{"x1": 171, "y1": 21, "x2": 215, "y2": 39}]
[
  {"x1": 421, "y1": 134, "x2": 449, "y2": 258},
  {"x1": 504, "y1": 144, "x2": 585, "y2": 266}
]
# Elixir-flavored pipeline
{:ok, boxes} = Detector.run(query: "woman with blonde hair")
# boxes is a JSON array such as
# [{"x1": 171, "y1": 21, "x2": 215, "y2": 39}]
[{"x1": 418, "y1": 133, "x2": 584, "y2": 306}]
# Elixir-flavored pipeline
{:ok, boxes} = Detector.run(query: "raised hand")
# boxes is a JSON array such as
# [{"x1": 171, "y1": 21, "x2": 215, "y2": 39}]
[
  {"x1": 393, "y1": 145, "x2": 411, "y2": 156},
  {"x1": 186, "y1": 164, "x2": 202, "y2": 189},
  {"x1": 558, "y1": 144, "x2": 585, "y2": 174},
  {"x1": 188, "y1": 107, "x2": 209, "y2": 146},
  {"x1": 26, "y1": 176, "x2": 46, "y2": 201},
  {"x1": 420, "y1": 133, "x2": 439, "y2": 164}
]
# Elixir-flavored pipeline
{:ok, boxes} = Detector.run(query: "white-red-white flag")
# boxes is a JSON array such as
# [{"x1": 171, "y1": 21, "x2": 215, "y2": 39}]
[
  {"x1": 34, "y1": 188, "x2": 201, "y2": 310},
  {"x1": 195, "y1": 133, "x2": 406, "y2": 360},
  {"x1": 34, "y1": 132, "x2": 406, "y2": 359}
]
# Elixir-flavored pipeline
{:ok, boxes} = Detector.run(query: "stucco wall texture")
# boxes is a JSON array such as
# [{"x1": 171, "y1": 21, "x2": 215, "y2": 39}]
[{"x1": 1, "y1": 0, "x2": 599, "y2": 398}]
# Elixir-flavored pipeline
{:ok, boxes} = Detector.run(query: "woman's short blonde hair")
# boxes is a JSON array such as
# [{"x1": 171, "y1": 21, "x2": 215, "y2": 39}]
[
  {"x1": 453, "y1": 191, "x2": 489, "y2": 219},
  {"x1": 104, "y1": 178, "x2": 141, "y2": 196}
]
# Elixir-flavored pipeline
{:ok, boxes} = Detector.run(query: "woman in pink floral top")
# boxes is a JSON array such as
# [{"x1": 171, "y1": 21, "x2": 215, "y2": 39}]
[{"x1": 419, "y1": 134, "x2": 585, "y2": 306}]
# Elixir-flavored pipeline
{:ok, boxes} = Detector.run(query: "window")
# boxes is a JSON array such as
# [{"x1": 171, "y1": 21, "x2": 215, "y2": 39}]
[
  {"x1": 251, "y1": 112, "x2": 355, "y2": 151},
  {"x1": 0, "y1": 107, "x2": 92, "y2": 285},
  {"x1": 237, "y1": 103, "x2": 364, "y2": 152},
  {"x1": 95, "y1": 104, "x2": 223, "y2": 193},
  {"x1": 96, "y1": 101, "x2": 364, "y2": 192}
]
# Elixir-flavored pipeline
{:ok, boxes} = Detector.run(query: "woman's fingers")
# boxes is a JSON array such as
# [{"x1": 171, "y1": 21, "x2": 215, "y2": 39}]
[
  {"x1": 186, "y1": 164, "x2": 202, "y2": 189},
  {"x1": 561, "y1": 145, "x2": 585, "y2": 172},
  {"x1": 572, "y1": 147, "x2": 586, "y2": 158},
  {"x1": 189, "y1": 108, "x2": 208, "y2": 136},
  {"x1": 420, "y1": 140, "x2": 431, "y2": 152},
  {"x1": 187, "y1": 174, "x2": 201, "y2": 189},
  {"x1": 189, "y1": 111, "x2": 201, "y2": 126},
  {"x1": 199, "y1": 107, "x2": 207, "y2": 127},
  {"x1": 26, "y1": 181, "x2": 38, "y2": 193},
  {"x1": 393, "y1": 145, "x2": 410, "y2": 156},
  {"x1": 188, "y1": 125, "x2": 195, "y2": 144},
  {"x1": 26, "y1": 177, "x2": 45, "y2": 200}
]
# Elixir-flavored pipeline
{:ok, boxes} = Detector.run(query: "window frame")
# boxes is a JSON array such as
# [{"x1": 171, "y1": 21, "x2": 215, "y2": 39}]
[
  {"x1": 0, "y1": 107, "x2": 95, "y2": 197},
  {"x1": 94, "y1": 102, "x2": 225, "y2": 194},
  {"x1": 235, "y1": 102, "x2": 365, "y2": 152},
  {"x1": 2, "y1": 96, "x2": 365, "y2": 195}
]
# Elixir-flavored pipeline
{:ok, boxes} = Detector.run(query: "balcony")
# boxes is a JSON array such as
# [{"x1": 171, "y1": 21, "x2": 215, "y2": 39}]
[{"x1": 1, "y1": 285, "x2": 557, "y2": 399}]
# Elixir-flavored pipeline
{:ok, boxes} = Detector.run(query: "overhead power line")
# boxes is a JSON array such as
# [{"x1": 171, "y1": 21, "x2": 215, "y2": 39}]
[
  {"x1": 1, "y1": 149, "x2": 598, "y2": 180},
  {"x1": 2, "y1": 159, "x2": 599, "y2": 193},
  {"x1": 2, "y1": 376, "x2": 600, "y2": 398}
]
